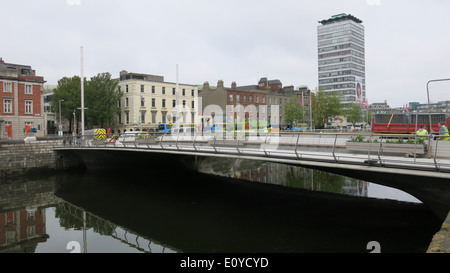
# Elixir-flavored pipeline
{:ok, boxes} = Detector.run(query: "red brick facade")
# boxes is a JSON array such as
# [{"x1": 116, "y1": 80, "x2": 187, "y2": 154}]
[
  {"x1": 0, "y1": 59, "x2": 46, "y2": 139},
  {"x1": 0, "y1": 209, "x2": 47, "y2": 248}
]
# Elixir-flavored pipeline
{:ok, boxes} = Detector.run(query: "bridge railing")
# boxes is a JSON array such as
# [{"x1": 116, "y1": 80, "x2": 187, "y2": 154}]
[{"x1": 51, "y1": 131, "x2": 450, "y2": 173}]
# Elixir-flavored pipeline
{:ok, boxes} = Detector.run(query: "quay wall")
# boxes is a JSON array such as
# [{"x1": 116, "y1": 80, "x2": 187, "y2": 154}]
[
  {"x1": 427, "y1": 211, "x2": 450, "y2": 253},
  {"x1": 0, "y1": 139, "x2": 84, "y2": 178}
]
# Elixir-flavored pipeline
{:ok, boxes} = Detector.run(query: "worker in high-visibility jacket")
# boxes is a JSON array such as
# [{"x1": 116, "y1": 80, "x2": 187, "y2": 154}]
[
  {"x1": 438, "y1": 122, "x2": 450, "y2": 140},
  {"x1": 416, "y1": 125, "x2": 428, "y2": 141}
]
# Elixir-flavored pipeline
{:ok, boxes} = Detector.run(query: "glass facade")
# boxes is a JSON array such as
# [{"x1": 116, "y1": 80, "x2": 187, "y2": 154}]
[{"x1": 318, "y1": 14, "x2": 365, "y2": 106}]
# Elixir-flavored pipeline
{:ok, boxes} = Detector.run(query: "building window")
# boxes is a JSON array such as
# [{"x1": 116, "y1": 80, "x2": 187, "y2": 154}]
[
  {"x1": 6, "y1": 231, "x2": 15, "y2": 244},
  {"x1": 140, "y1": 111, "x2": 146, "y2": 124},
  {"x1": 236, "y1": 94, "x2": 240, "y2": 102},
  {"x1": 3, "y1": 82, "x2": 12, "y2": 93},
  {"x1": 152, "y1": 86, "x2": 155, "y2": 94},
  {"x1": 25, "y1": 100, "x2": 33, "y2": 114},
  {"x1": 182, "y1": 100, "x2": 186, "y2": 108},
  {"x1": 191, "y1": 101, "x2": 195, "y2": 109},
  {"x1": 229, "y1": 94, "x2": 233, "y2": 102},
  {"x1": 182, "y1": 89, "x2": 186, "y2": 96},
  {"x1": 151, "y1": 111, "x2": 157, "y2": 124},
  {"x1": 141, "y1": 85, "x2": 145, "y2": 93},
  {"x1": 27, "y1": 226, "x2": 36, "y2": 237},
  {"x1": 191, "y1": 89, "x2": 194, "y2": 97},
  {"x1": 125, "y1": 97, "x2": 129, "y2": 107},
  {"x1": 162, "y1": 87, "x2": 166, "y2": 95},
  {"x1": 3, "y1": 99, "x2": 12, "y2": 113},
  {"x1": 249, "y1": 95, "x2": 253, "y2": 103},
  {"x1": 172, "y1": 100, "x2": 176, "y2": 108},
  {"x1": 243, "y1": 95, "x2": 247, "y2": 103},
  {"x1": 172, "y1": 88, "x2": 176, "y2": 95},
  {"x1": 152, "y1": 98, "x2": 156, "y2": 108},
  {"x1": 255, "y1": 96, "x2": 259, "y2": 103},
  {"x1": 27, "y1": 210, "x2": 35, "y2": 221},
  {"x1": 162, "y1": 99, "x2": 166, "y2": 108},
  {"x1": 25, "y1": 85, "x2": 32, "y2": 94},
  {"x1": 126, "y1": 85, "x2": 129, "y2": 93},
  {"x1": 125, "y1": 112, "x2": 130, "y2": 124},
  {"x1": 140, "y1": 96, "x2": 145, "y2": 107}
]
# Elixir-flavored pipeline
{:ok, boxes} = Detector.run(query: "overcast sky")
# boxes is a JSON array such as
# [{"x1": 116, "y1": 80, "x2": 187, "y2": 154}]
[{"x1": 1, "y1": 0, "x2": 450, "y2": 107}]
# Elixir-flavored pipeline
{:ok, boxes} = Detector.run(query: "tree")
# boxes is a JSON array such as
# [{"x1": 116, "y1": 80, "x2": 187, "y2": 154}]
[
  {"x1": 51, "y1": 76, "x2": 82, "y2": 133},
  {"x1": 52, "y1": 73, "x2": 122, "y2": 132},
  {"x1": 284, "y1": 95, "x2": 304, "y2": 125},
  {"x1": 345, "y1": 103, "x2": 364, "y2": 126},
  {"x1": 311, "y1": 89, "x2": 343, "y2": 129},
  {"x1": 85, "y1": 72, "x2": 122, "y2": 128}
]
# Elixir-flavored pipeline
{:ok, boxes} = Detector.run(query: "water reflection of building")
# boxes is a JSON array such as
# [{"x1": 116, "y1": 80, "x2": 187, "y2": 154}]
[
  {"x1": 0, "y1": 209, "x2": 48, "y2": 253},
  {"x1": 0, "y1": 178, "x2": 56, "y2": 253},
  {"x1": 342, "y1": 179, "x2": 368, "y2": 197},
  {"x1": 197, "y1": 158, "x2": 369, "y2": 198}
]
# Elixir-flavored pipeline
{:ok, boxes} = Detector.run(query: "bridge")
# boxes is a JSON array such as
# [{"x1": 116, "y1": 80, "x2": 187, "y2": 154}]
[{"x1": 53, "y1": 131, "x2": 450, "y2": 220}]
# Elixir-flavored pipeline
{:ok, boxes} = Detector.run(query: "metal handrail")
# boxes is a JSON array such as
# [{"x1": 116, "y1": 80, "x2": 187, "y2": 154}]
[{"x1": 50, "y1": 131, "x2": 450, "y2": 173}]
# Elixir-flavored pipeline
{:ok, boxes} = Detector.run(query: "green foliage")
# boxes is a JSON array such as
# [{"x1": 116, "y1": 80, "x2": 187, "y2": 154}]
[
  {"x1": 312, "y1": 90, "x2": 344, "y2": 129},
  {"x1": 349, "y1": 135, "x2": 365, "y2": 142},
  {"x1": 52, "y1": 73, "x2": 123, "y2": 131},
  {"x1": 52, "y1": 76, "x2": 82, "y2": 130},
  {"x1": 284, "y1": 95, "x2": 304, "y2": 124},
  {"x1": 345, "y1": 103, "x2": 364, "y2": 126},
  {"x1": 85, "y1": 72, "x2": 123, "y2": 128}
]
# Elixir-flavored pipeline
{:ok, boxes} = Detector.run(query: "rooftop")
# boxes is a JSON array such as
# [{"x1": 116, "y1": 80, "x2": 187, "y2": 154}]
[{"x1": 319, "y1": 13, "x2": 363, "y2": 25}]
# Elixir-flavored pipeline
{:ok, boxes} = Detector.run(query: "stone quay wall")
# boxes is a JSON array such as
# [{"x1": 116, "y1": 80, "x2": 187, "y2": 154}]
[{"x1": 0, "y1": 139, "x2": 82, "y2": 177}]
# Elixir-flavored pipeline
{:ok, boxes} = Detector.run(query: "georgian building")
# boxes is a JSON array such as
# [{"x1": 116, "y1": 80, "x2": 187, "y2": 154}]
[
  {"x1": 114, "y1": 70, "x2": 198, "y2": 133},
  {"x1": 0, "y1": 58, "x2": 46, "y2": 139}
]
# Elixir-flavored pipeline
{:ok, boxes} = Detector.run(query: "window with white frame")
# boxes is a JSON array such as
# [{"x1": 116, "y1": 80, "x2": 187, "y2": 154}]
[
  {"x1": 27, "y1": 210, "x2": 35, "y2": 221},
  {"x1": 3, "y1": 99, "x2": 12, "y2": 113},
  {"x1": 25, "y1": 84, "x2": 32, "y2": 94},
  {"x1": 3, "y1": 82, "x2": 12, "y2": 93},
  {"x1": 25, "y1": 100, "x2": 33, "y2": 114},
  {"x1": 27, "y1": 226, "x2": 36, "y2": 237}
]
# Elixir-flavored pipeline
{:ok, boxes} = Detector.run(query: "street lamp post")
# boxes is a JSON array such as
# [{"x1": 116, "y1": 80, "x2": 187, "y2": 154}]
[
  {"x1": 427, "y1": 78, "x2": 450, "y2": 133},
  {"x1": 58, "y1": 99, "x2": 64, "y2": 136},
  {"x1": 80, "y1": 46, "x2": 85, "y2": 137}
]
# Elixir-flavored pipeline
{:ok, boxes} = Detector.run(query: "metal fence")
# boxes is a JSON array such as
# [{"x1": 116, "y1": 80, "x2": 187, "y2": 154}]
[{"x1": 47, "y1": 130, "x2": 450, "y2": 173}]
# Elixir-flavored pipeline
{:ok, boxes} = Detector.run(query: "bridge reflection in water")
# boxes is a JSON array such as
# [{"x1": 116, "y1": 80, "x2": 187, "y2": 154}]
[
  {"x1": 0, "y1": 160, "x2": 443, "y2": 253},
  {"x1": 53, "y1": 159, "x2": 442, "y2": 253}
]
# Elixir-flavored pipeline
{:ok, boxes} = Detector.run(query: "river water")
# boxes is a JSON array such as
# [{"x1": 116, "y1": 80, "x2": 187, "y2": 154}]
[{"x1": 0, "y1": 157, "x2": 442, "y2": 253}]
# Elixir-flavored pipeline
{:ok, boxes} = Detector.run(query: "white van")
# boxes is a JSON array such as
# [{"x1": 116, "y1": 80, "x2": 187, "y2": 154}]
[{"x1": 170, "y1": 127, "x2": 197, "y2": 135}]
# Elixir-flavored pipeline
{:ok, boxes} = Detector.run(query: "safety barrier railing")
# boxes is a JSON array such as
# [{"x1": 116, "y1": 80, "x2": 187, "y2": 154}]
[{"x1": 50, "y1": 131, "x2": 450, "y2": 173}]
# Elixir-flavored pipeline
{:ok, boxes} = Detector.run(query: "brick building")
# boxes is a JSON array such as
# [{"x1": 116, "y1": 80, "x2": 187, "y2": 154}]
[
  {"x1": 199, "y1": 78, "x2": 311, "y2": 128},
  {"x1": 0, "y1": 58, "x2": 46, "y2": 139}
]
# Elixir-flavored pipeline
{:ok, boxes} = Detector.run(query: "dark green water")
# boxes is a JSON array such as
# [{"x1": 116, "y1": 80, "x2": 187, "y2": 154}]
[{"x1": 0, "y1": 158, "x2": 442, "y2": 253}]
